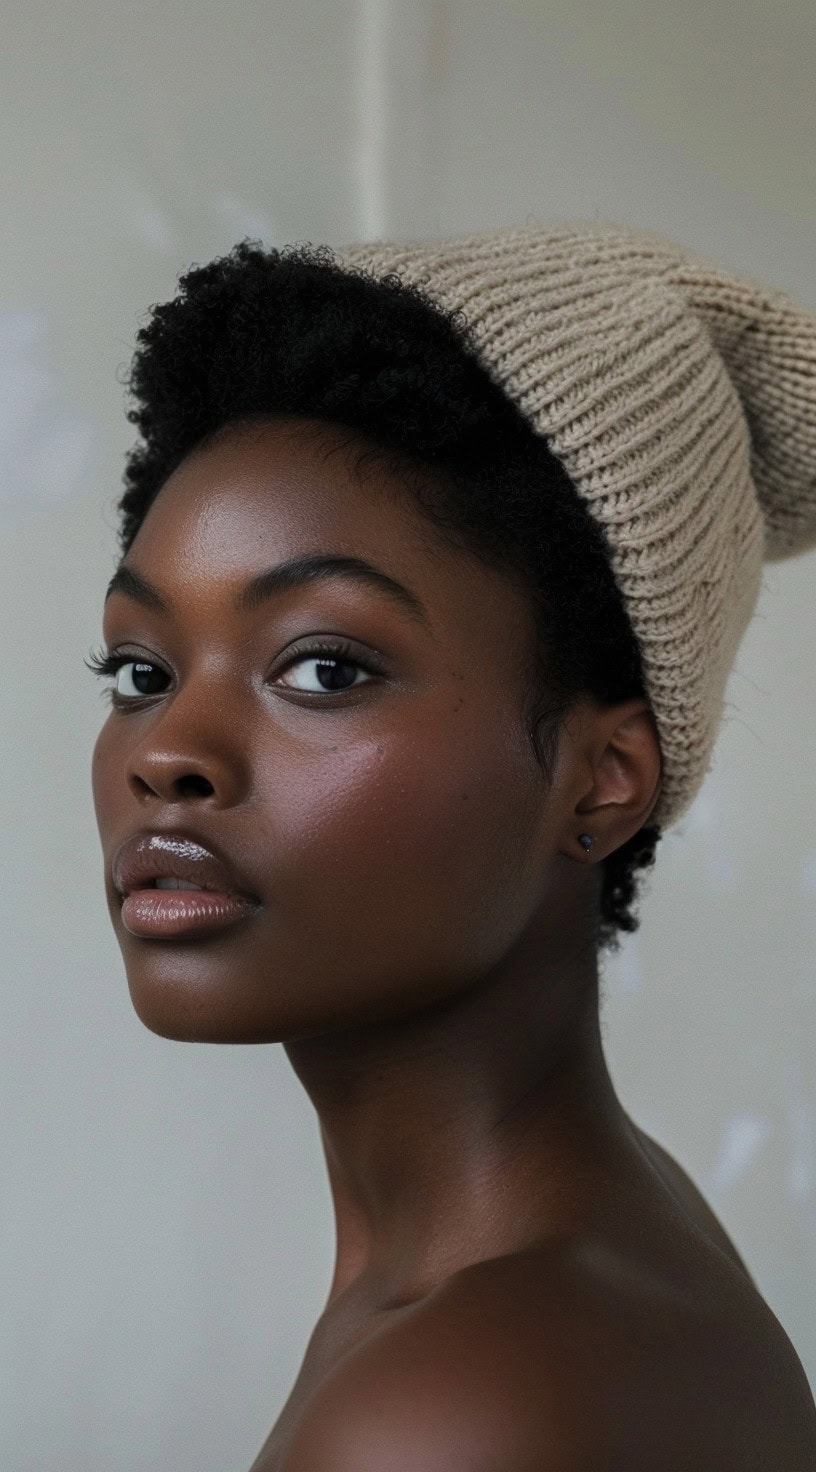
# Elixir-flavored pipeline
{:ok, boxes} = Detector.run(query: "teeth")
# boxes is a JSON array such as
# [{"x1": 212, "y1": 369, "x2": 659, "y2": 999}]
[{"x1": 153, "y1": 878, "x2": 204, "y2": 891}]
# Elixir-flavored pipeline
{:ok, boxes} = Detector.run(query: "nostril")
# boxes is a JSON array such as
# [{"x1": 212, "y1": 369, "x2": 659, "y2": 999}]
[{"x1": 175, "y1": 774, "x2": 215, "y2": 797}]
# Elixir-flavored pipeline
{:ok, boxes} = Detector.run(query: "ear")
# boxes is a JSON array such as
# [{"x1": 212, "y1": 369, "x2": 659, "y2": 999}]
[{"x1": 558, "y1": 697, "x2": 663, "y2": 863}]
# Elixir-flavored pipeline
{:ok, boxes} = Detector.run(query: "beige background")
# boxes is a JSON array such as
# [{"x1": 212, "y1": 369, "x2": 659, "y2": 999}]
[{"x1": 1, "y1": 2, "x2": 814, "y2": 1467}]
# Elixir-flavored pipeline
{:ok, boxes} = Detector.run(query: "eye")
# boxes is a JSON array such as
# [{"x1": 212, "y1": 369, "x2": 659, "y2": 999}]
[
  {"x1": 85, "y1": 648, "x2": 170, "y2": 704},
  {"x1": 276, "y1": 639, "x2": 381, "y2": 695},
  {"x1": 114, "y1": 660, "x2": 170, "y2": 698}
]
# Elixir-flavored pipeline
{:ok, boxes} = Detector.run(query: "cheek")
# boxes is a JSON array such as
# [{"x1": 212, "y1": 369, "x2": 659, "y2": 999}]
[{"x1": 256, "y1": 714, "x2": 542, "y2": 969}]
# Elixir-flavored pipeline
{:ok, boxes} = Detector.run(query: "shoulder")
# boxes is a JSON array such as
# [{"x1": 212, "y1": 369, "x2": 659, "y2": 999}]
[
  {"x1": 280, "y1": 1241, "x2": 719, "y2": 1472},
  {"x1": 279, "y1": 1274, "x2": 563, "y2": 1471},
  {"x1": 281, "y1": 1239, "x2": 816, "y2": 1470}
]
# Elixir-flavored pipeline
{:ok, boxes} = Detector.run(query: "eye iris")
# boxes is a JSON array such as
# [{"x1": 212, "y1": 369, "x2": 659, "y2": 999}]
[
  {"x1": 123, "y1": 661, "x2": 165, "y2": 695},
  {"x1": 315, "y1": 658, "x2": 358, "y2": 692}
]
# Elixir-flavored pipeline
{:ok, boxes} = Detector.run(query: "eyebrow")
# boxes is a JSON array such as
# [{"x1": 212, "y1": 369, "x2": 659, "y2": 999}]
[{"x1": 104, "y1": 553, "x2": 430, "y2": 629}]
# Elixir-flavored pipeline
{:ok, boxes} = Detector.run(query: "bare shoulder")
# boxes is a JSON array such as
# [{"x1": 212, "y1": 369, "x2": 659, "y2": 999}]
[
  {"x1": 279, "y1": 1257, "x2": 571, "y2": 1472},
  {"x1": 281, "y1": 1242, "x2": 816, "y2": 1471}
]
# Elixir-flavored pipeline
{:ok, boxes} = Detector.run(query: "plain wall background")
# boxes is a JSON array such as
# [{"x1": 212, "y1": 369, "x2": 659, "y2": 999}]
[{"x1": 1, "y1": 3, "x2": 814, "y2": 1467}]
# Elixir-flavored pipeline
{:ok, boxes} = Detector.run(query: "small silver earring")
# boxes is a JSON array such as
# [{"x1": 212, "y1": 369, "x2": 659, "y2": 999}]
[{"x1": 578, "y1": 833, "x2": 594, "y2": 853}]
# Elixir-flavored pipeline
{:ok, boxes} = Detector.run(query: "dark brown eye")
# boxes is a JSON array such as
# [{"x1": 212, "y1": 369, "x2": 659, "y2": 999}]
[
  {"x1": 275, "y1": 638, "x2": 382, "y2": 696},
  {"x1": 114, "y1": 660, "x2": 169, "y2": 698},
  {"x1": 278, "y1": 653, "x2": 370, "y2": 694},
  {"x1": 86, "y1": 647, "x2": 172, "y2": 705}
]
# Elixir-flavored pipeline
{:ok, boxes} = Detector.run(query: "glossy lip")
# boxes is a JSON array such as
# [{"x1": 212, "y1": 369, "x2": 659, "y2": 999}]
[
  {"x1": 111, "y1": 830, "x2": 261, "y2": 903},
  {"x1": 120, "y1": 887, "x2": 258, "y2": 940}
]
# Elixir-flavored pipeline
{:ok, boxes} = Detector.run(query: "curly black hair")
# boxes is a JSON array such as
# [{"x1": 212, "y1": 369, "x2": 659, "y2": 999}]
[{"x1": 116, "y1": 239, "x2": 662, "y2": 956}]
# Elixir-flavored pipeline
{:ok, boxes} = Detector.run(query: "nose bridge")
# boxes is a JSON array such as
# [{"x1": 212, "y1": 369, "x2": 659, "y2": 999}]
[{"x1": 126, "y1": 671, "x2": 251, "y2": 806}]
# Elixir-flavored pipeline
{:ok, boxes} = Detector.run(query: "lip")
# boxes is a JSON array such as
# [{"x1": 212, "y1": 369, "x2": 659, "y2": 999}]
[
  {"x1": 119, "y1": 888, "x2": 258, "y2": 940},
  {"x1": 111, "y1": 830, "x2": 262, "y2": 940}
]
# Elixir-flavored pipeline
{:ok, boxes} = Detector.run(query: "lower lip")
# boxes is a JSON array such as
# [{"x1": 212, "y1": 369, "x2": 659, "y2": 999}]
[{"x1": 121, "y1": 889, "x2": 258, "y2": 939}]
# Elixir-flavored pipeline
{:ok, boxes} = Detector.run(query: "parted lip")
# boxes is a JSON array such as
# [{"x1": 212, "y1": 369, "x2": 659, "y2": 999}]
[{"x1": 111, "y1": 830, "x2": 261, "y2": 903}]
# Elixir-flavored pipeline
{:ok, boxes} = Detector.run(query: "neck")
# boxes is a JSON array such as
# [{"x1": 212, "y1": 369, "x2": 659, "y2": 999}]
[{"x1": 284, "y1": 922, "x2": 634, "y2": 1314}]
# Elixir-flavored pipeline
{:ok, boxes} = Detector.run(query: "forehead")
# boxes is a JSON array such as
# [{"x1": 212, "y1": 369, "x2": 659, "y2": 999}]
[{"x1": 129, "y1": 416, "x2": 445, "y2": 574}]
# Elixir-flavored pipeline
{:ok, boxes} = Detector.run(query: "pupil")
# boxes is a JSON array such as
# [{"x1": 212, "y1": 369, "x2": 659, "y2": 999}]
[
  {"x1": 133, "y1": 662, "x2": 164, "y2": 694},
  {"x1": 317, "y1": 659, "x2": 356, "y2": 691}
]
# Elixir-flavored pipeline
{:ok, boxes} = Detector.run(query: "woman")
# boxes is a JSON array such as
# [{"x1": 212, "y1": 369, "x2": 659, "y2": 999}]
[{"x1": 90, "y1": 221, "x2": 816, "y2": 1468}]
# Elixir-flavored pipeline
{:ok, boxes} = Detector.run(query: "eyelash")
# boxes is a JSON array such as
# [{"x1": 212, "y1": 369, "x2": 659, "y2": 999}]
[{"x1": 85, "y1": 639, "x2": 382, "y2": 707}]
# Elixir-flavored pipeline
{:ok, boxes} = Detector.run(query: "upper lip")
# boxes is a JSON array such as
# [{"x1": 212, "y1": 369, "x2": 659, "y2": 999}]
[{"x1": 111, "y1": 830, "x2": 261, "y2": 902}]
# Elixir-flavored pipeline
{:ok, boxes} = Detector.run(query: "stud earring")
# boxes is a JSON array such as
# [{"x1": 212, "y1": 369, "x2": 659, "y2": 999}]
[{"x1": 578, "y1": 833, "x2": 594, "y2": 853}]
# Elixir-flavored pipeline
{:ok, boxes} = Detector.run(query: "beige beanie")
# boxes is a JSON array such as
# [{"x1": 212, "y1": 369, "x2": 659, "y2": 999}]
[{"x1": 335, "y1": 220, "x2": 816, "y2": 831}]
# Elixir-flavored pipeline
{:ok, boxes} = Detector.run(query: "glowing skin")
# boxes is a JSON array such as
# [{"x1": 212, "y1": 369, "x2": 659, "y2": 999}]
[
  {"x1": 91, "y1": 417, "x2": 816, "y2": 1468},
  {"x1": 93, "y1": 415, "x2": 657, "y2": 1053}
]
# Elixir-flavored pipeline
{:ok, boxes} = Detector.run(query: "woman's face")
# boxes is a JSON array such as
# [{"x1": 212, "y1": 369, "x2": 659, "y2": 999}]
[{"x1": 92, "y1": 416, "x2": 572, "y2": 1043}]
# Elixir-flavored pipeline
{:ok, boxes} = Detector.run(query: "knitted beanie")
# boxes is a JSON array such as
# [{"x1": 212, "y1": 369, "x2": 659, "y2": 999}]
[{"x1": 335, "y1": 220, "x2": 816, "y2": 831}]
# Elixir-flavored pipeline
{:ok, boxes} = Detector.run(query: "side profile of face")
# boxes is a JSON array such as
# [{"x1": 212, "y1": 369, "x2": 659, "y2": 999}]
[{"x1": 91, "y1": 416, "x2": 657, "y2": 1044}]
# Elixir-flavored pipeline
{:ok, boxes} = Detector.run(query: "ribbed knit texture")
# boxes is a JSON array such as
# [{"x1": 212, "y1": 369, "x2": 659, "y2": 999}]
[{"x1": 335, "y1": 221, "x2": 816, "y2": 830}]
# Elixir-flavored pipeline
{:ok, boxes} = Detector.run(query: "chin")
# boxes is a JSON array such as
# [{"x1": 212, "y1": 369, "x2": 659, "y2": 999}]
[{"x1": 122, "y1": 965, "x2": 285, "y2": 1045}]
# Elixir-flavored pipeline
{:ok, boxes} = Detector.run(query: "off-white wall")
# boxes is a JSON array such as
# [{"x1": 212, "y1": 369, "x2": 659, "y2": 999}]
[{"x1": 1, "y1": 3, "x2": 813, "y2": 1467}]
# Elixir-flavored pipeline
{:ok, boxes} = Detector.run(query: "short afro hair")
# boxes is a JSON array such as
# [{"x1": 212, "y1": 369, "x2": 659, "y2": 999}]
[{"x1": 116, "y1": 239, "x2": 662, "y2": 956}]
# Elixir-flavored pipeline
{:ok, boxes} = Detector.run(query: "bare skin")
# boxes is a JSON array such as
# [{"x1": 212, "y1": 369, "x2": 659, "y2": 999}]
[{"x1": 91, "y1": 415, "x2": 816, "y2": 1469}]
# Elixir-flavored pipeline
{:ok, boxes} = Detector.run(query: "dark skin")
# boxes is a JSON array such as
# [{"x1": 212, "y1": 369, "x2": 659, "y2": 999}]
[{"x1": 92, "y1": 417, "x2": 816, "y2": 1469}]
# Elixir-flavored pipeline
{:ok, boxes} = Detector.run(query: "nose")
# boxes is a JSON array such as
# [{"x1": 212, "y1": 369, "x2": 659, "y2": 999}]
[{"x1": 124, "y1": 698, "x2": 251, "y2": 809}]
